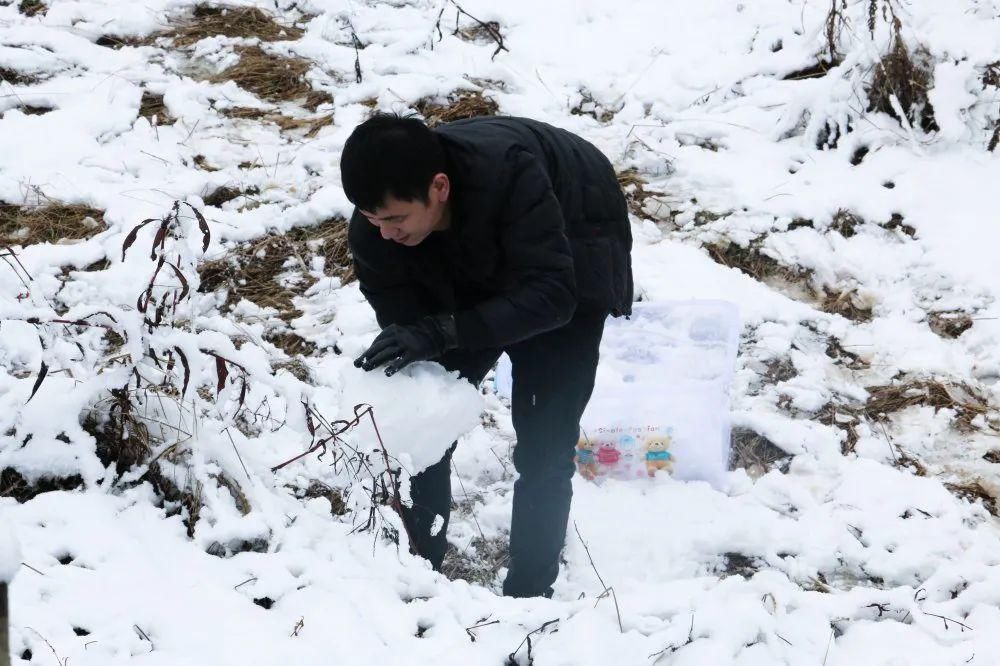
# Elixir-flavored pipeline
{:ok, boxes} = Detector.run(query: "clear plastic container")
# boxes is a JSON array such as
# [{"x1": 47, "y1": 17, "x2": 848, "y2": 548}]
[{"x1": 496, "y1": 301, "x2": 740, "y2": 487}]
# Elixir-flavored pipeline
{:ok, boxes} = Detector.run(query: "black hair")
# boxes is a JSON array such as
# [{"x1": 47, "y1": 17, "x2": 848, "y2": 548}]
[{"x1": 340, "y1": 113, "x2": 447, "y2": 212}]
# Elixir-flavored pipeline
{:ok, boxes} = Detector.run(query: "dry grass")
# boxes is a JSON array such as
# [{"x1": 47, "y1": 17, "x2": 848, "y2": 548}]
[
  {"x1": 928, "y1": 312, "x2": 974, "y2": 339},
  {"x1": 211, "y1": 45, "x2": 312, "y2": 103},
  {"x1": 0, "y1": 67, "x2": 40, "y2": 86},
  {"x1": 95, "y1": 34, "x2": 151, "y2": 49},
  {"x1": 297, "y1": 480, "x2": 346, "y2": 516},
  {"x1": 171, "y1": 5, "x2": 304, "y2": 48},
  {"x1": 193, "y1": 155, "x2": 220, "y2": 172},
  {"x1": 415, "y1": 90, "x2": 498, "y2": 127},
  {"x1": 0, "y1": 202, "x2": 105, "y2": 245},
  {"x1": 729, "y1": 427, "x2": 791, "y2": 478},
  {"x1": 783, "y1": 58, "x2": 842, "y2": 81},
  {"x1": 265, "y1": 331, "x2": 317, "y2": 357},
  {"x1": 198, "y1": 217, "x2": 352, "y2": 325},
  {"x1": 213, "y1": 471, "x2": 251, "y2": 515},
  {"x1": 146, "y1": 461, "x2": 203, "y2": 537},
  {"x1": 303, "y1": 90, "x2": 334, "y2": 112},
  {"x1": 570, "y1": 88, "x2": 618, "y2": 123},
  {"x1": 707, "y1": 240, "x2": 809, "y2": 284},
  {"x1": 820, "y1": 287, "x2": 874, "y2": 323},
  {"x1": 867, "y1": 35, "x2": 939, "y2": 133},
  {"x1": 219, "y1": 105, "x2": 333, "y2": 137},
  {"x1": 719, "y1": 552, "x2": 762, "y2": 579},
  {"x1": 982, "y1": 61, "x2": 1000, "y2": 89},
  {"x1": 763, "y1": 357, "x2": 797, "y2": 383},
  {"x1": 202, "y1": 183, "x2": 260, "y2": 208},
  {"x1": 138, "y1": 91, "x2": 174, "y2": 125},
  {"x1": 19, "y1": 0, "x2": 46, "y2": 17},
  {"x1": 864, "y1": 379, "x2": 991, "y2": 432},
  {"x1": 455, "y1": 19, "x2": 502, "y2": 44},
  {"x1": 882, "y1": 212, "x2": 914, "y2": 237},
  {"x1": 825, "y1": 337, "x2": 870, "y2": 371},
  {"x1": 945, "y1": 480, "x2": 998, "y2": 517},
  {"x1": 817, "y1": 403, "x2": 862, "y2": 454},
  {"x1": 617, "y1": 169, "x2": 666, "y2": 222},
  {"x1": 441, "y1": 536, "x2": 509, "y2": 587},
  {"x1": 819, "y1": 377, "x2": 995, "y2": 454},
  {"x1": 830, "y1": 209, "x2": 862, "y2": 237},
  {"x1": 0, "y1": 467, "x2": 84, "y2": 503},
  {"x1": 84, "y1": 392, "x2": 152, "y2": 479}
]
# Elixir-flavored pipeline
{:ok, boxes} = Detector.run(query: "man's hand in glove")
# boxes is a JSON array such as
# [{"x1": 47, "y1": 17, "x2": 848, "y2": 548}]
[{"x1": 354, "y1": 314, "x2": 458, "y2": 376}]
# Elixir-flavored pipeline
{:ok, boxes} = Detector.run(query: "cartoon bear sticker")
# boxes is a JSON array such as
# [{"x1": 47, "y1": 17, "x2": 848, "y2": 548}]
[{"x1": 644, "y1": 434, "x2": 673, "y2": 477}]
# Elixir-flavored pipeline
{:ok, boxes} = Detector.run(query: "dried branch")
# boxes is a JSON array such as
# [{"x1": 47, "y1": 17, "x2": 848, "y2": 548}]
[
  {"x1": 465, "y1": 616, "x2": 500, "y2": 642},
  {"x1": 506, "y1": 619, "x2": 559, "y2": 666},
  {"x1": 447, "y1": 0, "x2": 508, "y2": 60},
  {"x1": 923, "y1": 611, "x2": 973, "y2": 632},
  {"x1": 573, "y1": 521, "x2": 623, "y2": 633}
]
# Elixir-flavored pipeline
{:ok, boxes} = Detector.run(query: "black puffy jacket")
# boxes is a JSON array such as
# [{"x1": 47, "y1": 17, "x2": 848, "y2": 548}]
[{"x1": 348, "y1": 116, "x2": 633, "y2": 350}]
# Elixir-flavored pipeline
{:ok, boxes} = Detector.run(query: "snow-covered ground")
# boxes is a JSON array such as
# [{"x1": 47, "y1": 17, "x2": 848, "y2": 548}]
[{"x1": 2, "y1": 0, "x2": 1000, "y2": 663}]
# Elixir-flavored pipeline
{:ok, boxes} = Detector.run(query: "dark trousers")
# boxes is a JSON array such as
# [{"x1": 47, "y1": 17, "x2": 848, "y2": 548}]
[{"x1": 401, "y1": 310, "x2": 607, "y2": 598}]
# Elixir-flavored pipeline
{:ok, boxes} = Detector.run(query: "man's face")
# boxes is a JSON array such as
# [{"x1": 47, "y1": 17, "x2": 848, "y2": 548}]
[{"x1": 360, "y1": 173, "x2": 450, "y2": 247}]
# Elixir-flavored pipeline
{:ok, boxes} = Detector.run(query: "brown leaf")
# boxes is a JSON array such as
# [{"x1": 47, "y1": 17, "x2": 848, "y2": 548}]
[
  {"x1": 151, "y1": 219, "x2": 169, "y2": 260},
  {"x1": 26, "y1": 360, "x2": 48, "y2": 403},
  {"x1": 216, "y1": 355, "x2": 229, "y2": 394},
  {"x1": 174, "y1": 346, "x2": 190, "y2": 398},
  {"x1": 165, "y1": 260, "x2": 190, "y2": 303},
  {"x1": 187, "y1": 203, "x2": 211, "y2": 254},
  {"x1": 303, "y1": 401, "x2": 316, "y2": 436},
  {"x1": 121, "y1": 218, "x2": 157, "y2": 261}
]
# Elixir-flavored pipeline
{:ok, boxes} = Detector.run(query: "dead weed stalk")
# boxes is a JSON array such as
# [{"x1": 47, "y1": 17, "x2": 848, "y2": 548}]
[{"x1": 866, "y1": 16, "x2": 939, "y2": 133}]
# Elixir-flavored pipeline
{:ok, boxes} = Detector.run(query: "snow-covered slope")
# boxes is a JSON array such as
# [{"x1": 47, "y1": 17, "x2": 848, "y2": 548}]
[{"x1": 2, "y1": 0, "x2": 999, "y2": 664}]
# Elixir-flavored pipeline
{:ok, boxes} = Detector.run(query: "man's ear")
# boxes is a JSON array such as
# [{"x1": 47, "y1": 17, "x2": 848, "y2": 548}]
[{"x1": 429, "y1": 173, "x2": 450, "y2": 203}]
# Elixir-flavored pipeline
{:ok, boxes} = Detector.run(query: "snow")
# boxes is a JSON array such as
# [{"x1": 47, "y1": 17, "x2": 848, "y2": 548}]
[
  {"x1": 335, "y1": 361, "x2": 484, "y2": 475},
  {"x1": 0, "y1": 518, "x2": 19, "y2": 583},
  {"x1": 2, "y1": 0, "x2": 1000, "y2": 663}
]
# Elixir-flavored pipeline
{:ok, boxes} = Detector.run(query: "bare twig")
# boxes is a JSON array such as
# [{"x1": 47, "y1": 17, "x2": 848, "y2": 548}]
[
  {"x1": 923, "y1": 611, "x2": 973, "y2": 632},
  {"x1": 447, "y1": 0, "x2": 508, "y2": 60},
  {"x1": 573, "y1": 521, "x2": 623, "y2": 633},
  {"x1": 452, "y1": 459, "x2": 487, "y2": 541},
  {"x1": 507, "y1": 619, "x2": 559, "y2": 665},
  {"x1": 133, "y1": 624, "x2": 154, "y2": 651},
  {"x1": 223, "y1": 427, "x2": 251, "y2": 481},
  {"x1": 20, "y1": 562, "x2": 45, "y2": 576},
  {"x1": 234, "y1": 576, "x2": 258, "y2": 590},
  {"x1": 26, "y1": 627, "x2": 68, "y2": 665},
  {"x1": 465, "y1": 616, "x2": 499, "y2": 642},
  {"x1": 649, "y1": 615, "x2": 695, "y2": 662}
]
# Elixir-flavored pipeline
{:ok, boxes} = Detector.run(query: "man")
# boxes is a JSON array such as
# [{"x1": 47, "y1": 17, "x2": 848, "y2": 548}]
[{"x1": 341, "y1": 113, "x2": 632, "y2": 598}]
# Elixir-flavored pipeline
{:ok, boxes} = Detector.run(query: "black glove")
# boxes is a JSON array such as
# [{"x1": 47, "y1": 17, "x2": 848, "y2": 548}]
[{"x1": 354, "y1": 314, "x2": 458, "y2": 376}]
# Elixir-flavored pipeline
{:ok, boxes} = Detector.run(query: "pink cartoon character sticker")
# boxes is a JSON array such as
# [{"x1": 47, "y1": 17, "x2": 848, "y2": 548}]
[{"x1": 596, "y1": 440, "x2": 621, "y2": 467}]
